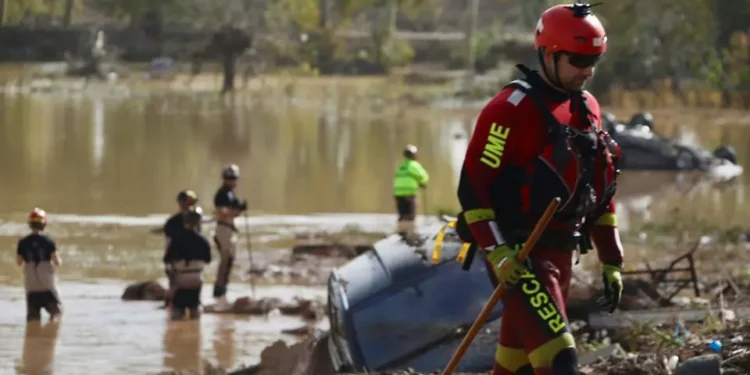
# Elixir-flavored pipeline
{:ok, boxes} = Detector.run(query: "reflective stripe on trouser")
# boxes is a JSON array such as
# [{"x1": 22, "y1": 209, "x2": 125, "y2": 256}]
[
  {"x1": 213, "y1": 224, "x2": 237, "y2": 298},
  {"x1": 492, "y1": 248, "x2": 577, "y2": 375}
]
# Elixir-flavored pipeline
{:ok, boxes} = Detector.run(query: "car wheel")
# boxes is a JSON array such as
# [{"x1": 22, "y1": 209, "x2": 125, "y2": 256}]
[
  {"x1": 713, "y1": 145, "x2": 738, "y2": 165},
  {"x1": 675, "y1": 150, "x2": 696, "y2": 170}
]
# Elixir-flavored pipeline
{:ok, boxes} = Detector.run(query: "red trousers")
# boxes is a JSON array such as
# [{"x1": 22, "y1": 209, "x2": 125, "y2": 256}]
[{"x1": 490, "y1": 248, "x2": 577, "y2": 375}]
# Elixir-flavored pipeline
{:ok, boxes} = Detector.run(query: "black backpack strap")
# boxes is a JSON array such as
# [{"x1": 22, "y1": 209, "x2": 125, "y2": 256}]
[
  {"x1": 507, "y1": 66, "x2": 573, "y2": 175},
  {"x1": 458, "y1": 66, "x2": 564, "y2": 272},
  {"x1": 505, "y1": 64, "x2": 563, "y2": 141}
]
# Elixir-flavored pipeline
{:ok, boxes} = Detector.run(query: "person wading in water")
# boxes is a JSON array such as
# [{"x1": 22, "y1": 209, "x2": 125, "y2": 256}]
[
  {"x1": 163, "y1": 205, "x2": 212, "y2": 320},
  {"x1": 212, "y1": 164, "x2": 248, "y2": 311},
  {"x1": 17, "y1": 208, "x2": 63, "y2": 322},
  {"x1": 152, "y1": 189, "x2": 199, "y2": 306}
]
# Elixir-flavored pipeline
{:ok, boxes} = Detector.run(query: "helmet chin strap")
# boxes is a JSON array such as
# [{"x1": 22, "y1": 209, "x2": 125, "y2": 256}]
[{"x1": 537, "y1": 49, "x2": 576, "y2": 93}]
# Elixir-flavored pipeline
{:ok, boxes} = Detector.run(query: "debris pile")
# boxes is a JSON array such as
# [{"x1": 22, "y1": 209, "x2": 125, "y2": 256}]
[
  {"x1": 120, "y1": 281, "x2": 325, "y2": 320},
  {"x1": 121, "y1": 280, "x2": 167, "y2": 301},
  {"x1": 247, "y1": 253, "x2": 351, "y2": 285},
  {"x1": 292, "y1": 229, "x2": 379, "y2": 258},
  {"x1": 578, "y1": 316, "x2": 750, "y2": 374},
  {"x1": 204, "y1": 296, "x2": 325, "y2": 320}
]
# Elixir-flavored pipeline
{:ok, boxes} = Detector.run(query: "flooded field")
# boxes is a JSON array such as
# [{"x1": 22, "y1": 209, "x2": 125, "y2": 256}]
[
  {"x1": 0, "y1": 281, "x2": 327, "y2": 375},
  {"x1": 0, "y1": 73, "x2": 749, "y2": 374}
]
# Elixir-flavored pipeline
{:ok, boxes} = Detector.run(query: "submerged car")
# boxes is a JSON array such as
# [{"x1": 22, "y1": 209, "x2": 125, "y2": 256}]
[
  {"x1": 326, "y1": 220, "x2": 500, "y2": 373},
  {"x1": 603, "y1": 112, "x2": 739, "y2": 172}
]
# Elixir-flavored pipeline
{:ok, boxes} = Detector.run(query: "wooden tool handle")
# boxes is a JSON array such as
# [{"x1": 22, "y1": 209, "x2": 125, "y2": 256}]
[{"x1": 440, "y1": 197, "x2": 562, "y2": 375}]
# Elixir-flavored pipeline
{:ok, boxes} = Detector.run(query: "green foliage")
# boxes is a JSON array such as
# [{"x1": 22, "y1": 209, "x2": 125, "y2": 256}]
[
  {"x1": 266, "y1": 0, "x2": 320, "y2": 33},
  {"x1": 369, "y1": 21, "x2": 414, "y2": 73},
  {"x1": 262, "y1": 0, "x2": 419, "y2": 74},
  {"x1": 10, "y1": 0, "x2": 750, "y2": 89},
  {"x1": 3, "y1": 0, "x2": 58, "y2": 23},
  {"x1": 583, "y1": 0, "x2": 750, "y2": 95},
  {"x1": 333, "y1": 0, "x2": 430, "y2": 18},
  {"x1": 447, "y1": 20, "x2": 508, "y2": 73},
  {"x1": 592, "y1": 0, "x2": 717, "y2": 92},
  {"x1": 90, "y1": 0, "x2": 185, "y2": 22},
  {"x1": 724, "y1": 33, "x2": 750, "y2": 91}
]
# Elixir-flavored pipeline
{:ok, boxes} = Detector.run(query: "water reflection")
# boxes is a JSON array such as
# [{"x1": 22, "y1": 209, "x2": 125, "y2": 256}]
[
  {"x1": 163, "y1": 320, "x2": 202, "y2": 373},
  {"x1": 92, "y1": 97, "x2": 105, "y2": 175},
  {"x1": 213, "y1": 316, "x2": 236, "y2": 369},
  {"x1": 20, "y1": 320, "x2": 60, "y2": 375},
  {"x1": 0, "y1": 85, "x2": 749, "y2": 374},
  {"x1": 615, "y1": 171, "x2": 744, "y2": 232},
  {"x1": 0, "y1": 92, "x2": 462, "y2": 217},
  {"x1": 2, "y1": 90, "x2": 749, "y2": 222}
]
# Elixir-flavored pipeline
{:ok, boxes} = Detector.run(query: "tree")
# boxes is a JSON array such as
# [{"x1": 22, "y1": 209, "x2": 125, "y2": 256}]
[
  {"x1": 592, "y1": 0, "x2": 717, "y2": 93},
  {"x1": 90, "y1": 0, "x2": 186, "y2": 24}
]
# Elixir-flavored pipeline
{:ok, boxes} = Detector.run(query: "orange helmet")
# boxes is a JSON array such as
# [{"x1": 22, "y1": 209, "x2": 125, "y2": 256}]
[
  {"x1": 535, "y1": 3, "x2": 607, "y2": 55},
  {"x1": 28, "y1": 208, "x2": 47, "y2": 225}
]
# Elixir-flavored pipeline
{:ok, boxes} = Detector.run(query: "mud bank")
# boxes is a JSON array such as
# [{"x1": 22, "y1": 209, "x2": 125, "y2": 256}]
[
  {"x1": 217, "y1": 303, "x2": 750, "y2": 375},
  {"x1": 122, "y1": 281, "x2": 326, "y2": 319}
]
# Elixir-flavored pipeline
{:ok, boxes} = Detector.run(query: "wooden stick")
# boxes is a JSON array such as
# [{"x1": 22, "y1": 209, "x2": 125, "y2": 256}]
[{"x1": 440, "y1": 197, "x2": 562, "y2": 375}]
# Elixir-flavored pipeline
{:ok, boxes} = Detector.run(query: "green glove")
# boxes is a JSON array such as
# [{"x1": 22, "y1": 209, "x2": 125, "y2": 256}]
[
  {"x1": 486, "y1": 243, "x2": 526, "y2": 286},
  {"x1": 596, "y1": 264, "x2": 623, "y2": 313}
]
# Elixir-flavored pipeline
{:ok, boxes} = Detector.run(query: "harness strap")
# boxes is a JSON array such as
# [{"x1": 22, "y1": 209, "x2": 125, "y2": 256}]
[{"x1": 505, "y1": 65, "x2": 618, "y2": 256}]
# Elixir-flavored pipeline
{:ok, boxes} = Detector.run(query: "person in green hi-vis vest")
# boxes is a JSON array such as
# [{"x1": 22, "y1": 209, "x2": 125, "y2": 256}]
[{"x1": 393, "y1": 144, "x2": 430, "y2": 236}]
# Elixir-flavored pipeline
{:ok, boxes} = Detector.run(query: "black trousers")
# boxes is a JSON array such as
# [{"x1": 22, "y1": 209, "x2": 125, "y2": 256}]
[
  {"x1": 395, "y1": 196, "x2": 416, "y2": 221},
  {"x1": 26, "y1": 291, "x2": 61, "y2": 321},
  {"x1": 171, "y1": 287, "x2": 202, "y2": 320}
]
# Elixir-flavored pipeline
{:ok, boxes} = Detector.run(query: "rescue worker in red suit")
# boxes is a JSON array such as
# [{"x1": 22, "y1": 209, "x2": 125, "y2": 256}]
[{"x1": 456, "y1": 4, "x2": 624, "y2": 375}]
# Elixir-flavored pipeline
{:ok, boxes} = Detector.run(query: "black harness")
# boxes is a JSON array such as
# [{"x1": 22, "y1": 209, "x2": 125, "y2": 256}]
[{"x1": 458, "y1": 65, "x2": 619, "y2": 270}]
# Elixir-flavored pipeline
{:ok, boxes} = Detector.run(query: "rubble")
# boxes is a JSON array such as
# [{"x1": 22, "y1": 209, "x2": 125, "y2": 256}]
[
  {"x1": 158, "y1": 315, "x2": 750, "y2": 375},
  {"x1": 121, "y1": 280, "x2": 167, "y2": 301},
  {"x1": 247, "y1": 253, "x2": 351, "y2": 285},
  {"x1": 577, "y1": 316, "x2": 750, "y2": 374},
  {"x1": 121, "y1": 281, "x2": 325, "y2": 320},
  {"x1": 158, "y1": 230, "x2": 750, "y2": 374},
  {"x1": 291, "y1": 228, "x2": 383, "y2": 257},
  {"x1": 204, "y1": 296, "x2": 325, "y2": 320},
  {"x1": 292, "y1": 231, "x2": 376, "y2": 258}
]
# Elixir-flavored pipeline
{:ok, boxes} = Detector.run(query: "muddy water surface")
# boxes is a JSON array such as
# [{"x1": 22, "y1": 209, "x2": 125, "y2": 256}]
[
  {"x1": 0, "y1": 76, "x2": 749, "y2": 374},
  {"x1": 0, "y1": 281, "x2": 327, "y2": 375}
]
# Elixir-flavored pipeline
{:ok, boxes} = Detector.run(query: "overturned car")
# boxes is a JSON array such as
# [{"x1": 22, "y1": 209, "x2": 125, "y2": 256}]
[
  {"x1": 326, "y1": 221, "x2": 500, "y2": 373},
  {"x1": 603, "y1": 112, "x2": 739, "y2": 172}
]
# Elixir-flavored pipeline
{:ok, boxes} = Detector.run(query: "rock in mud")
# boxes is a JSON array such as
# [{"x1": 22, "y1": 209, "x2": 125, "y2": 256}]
[
  {"x1": 121, "y1": 281, "x2": 167, "y2": 301},
  {"x1": 291, "y1": 243, "x2": 373, "y2": 258},
  {"x1": 246, "y1": 252, "x2": 352, "y2": 285},
  {"x1": 204, "y1": 296, "x2": 325, "y2": 320},
  {"x1": 674, "y1": 354, "x2": 722, "y2": 375},
  {"x1": 292, "y1": 230, "x2": 377, "y2": 258},
  {"x1": 282, "y1": 325, "x2": 316, "y2": 336},
  {"x1": 251, "y1": 331, "x2": 335, "y2": 375}
]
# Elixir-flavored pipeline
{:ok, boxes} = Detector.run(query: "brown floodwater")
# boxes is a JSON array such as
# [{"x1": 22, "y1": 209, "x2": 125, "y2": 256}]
[{"x1": 0, "y1": 70, "x2": 748, "y2": 374}]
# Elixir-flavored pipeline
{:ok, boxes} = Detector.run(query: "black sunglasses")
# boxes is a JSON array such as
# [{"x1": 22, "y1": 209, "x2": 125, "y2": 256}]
[{"x1": 564, "y1": 53, "x2": 603, "y2": 69}]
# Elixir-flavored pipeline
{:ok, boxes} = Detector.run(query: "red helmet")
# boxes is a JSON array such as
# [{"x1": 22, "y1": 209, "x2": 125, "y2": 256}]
[
  {"x1": 535, "y1": 3, "x2": 607, "y2": 55},
  {"x1": 28, "y1": 208, "x2": 47, "y2": 224}
]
